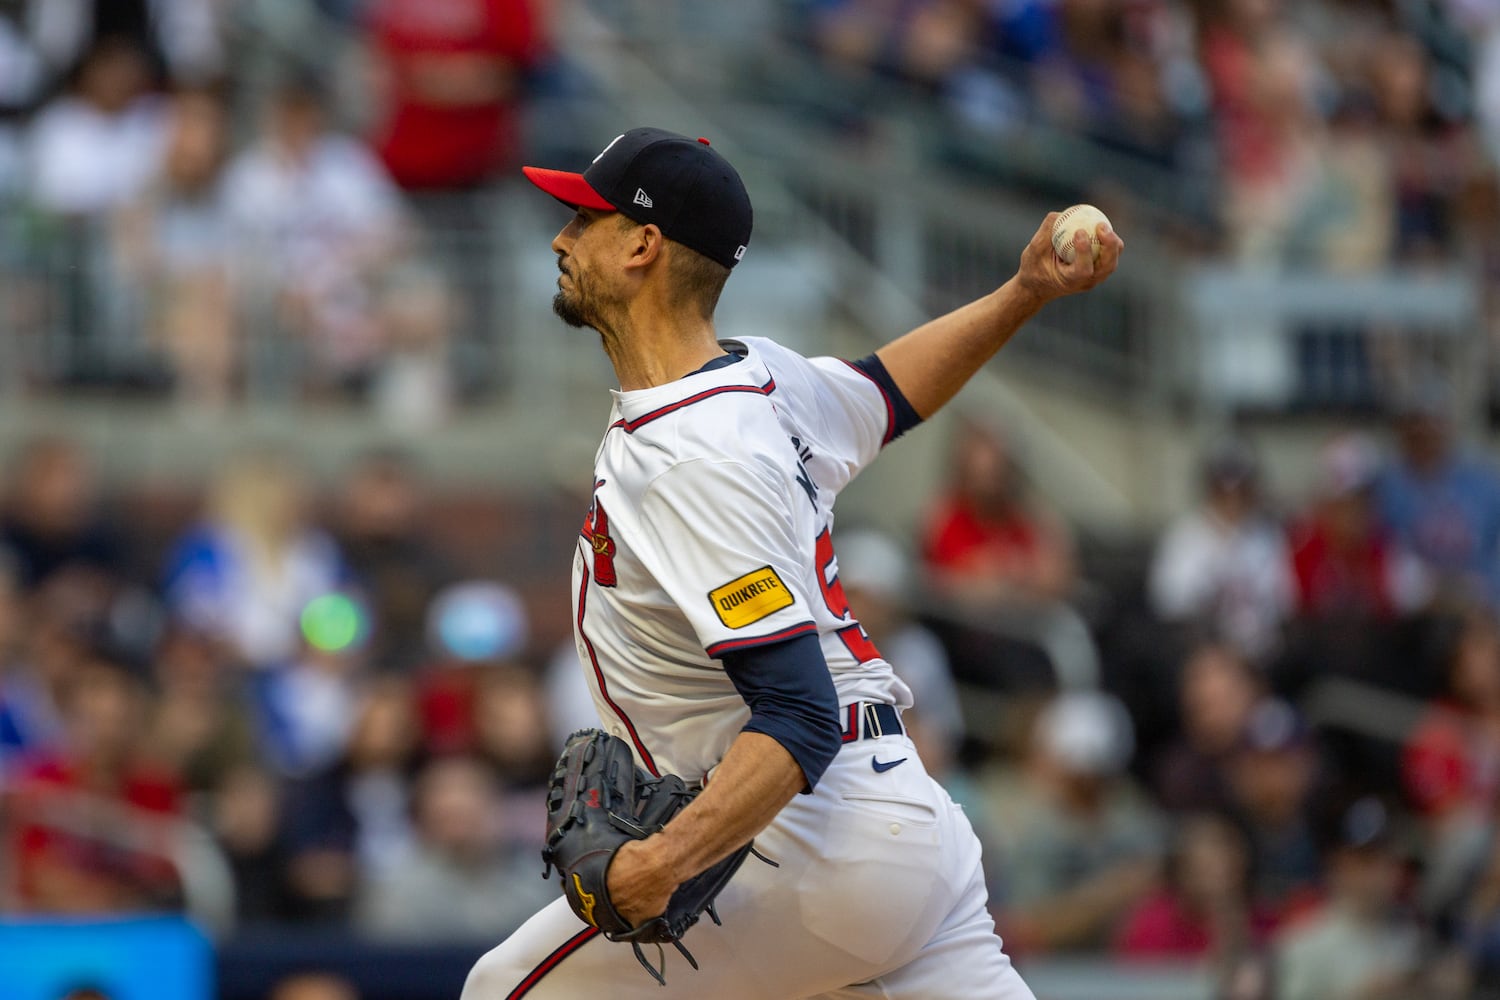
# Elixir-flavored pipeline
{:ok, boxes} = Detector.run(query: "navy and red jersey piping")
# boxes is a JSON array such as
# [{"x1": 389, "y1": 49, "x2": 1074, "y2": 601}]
[
  {"x1": 844, "y1": 354, "x2": 922, "y2": 445},
  {"x1": 610, "y1": 377, "x2": 776, "y2": 434},
  {"x1": 576, "y1": 563, "x2": 660, "y2": 776},
  {"x1": 705, "y1": 620, "x2": 818, "y2": 659},
  {"x1": 504, "y1": 926, "x2": 600, "y2": 999}
]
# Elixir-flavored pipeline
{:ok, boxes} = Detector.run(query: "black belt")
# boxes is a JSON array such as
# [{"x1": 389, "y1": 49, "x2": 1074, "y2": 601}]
[{"x1": 839, "y1": 702, "x2": 903, "y2": 743}]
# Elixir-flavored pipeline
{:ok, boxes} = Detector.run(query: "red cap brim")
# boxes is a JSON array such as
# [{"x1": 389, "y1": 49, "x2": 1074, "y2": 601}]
[{"x1": 521, "y1": 166, "x2": 616, "y2": 211}]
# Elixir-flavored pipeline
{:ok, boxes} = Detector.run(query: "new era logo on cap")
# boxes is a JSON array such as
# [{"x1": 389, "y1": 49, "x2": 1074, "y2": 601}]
[{"x1": 522, "y1": 127, "x2": 754, "y2": 269}]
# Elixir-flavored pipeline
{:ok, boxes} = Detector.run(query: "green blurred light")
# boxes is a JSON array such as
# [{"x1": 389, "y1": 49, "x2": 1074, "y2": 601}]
[{"x1": 301, "y1": 593, "x2": 365, "y2": 652}]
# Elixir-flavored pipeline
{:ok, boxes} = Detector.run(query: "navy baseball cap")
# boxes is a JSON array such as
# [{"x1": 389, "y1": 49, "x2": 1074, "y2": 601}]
[{"x1": 523, "y1": 128, "x2": 752, "y2": 269}]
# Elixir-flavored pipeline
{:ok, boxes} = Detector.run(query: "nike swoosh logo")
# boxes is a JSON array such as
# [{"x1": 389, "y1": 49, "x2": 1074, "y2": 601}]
[{"x1": 871, "y1": 756, "x2": 907, "y2": 773}]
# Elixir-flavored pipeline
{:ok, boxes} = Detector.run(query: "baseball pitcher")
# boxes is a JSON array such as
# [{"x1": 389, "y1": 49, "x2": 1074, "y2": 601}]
[{"x1": 461, "y1": 127, "x2": 1123, "y2": 999}]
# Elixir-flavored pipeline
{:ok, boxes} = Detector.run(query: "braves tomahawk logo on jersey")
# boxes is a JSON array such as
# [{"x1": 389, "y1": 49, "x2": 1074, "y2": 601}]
[{"x1": 581, "y1": 480, "x2": 618, "y2": 587}]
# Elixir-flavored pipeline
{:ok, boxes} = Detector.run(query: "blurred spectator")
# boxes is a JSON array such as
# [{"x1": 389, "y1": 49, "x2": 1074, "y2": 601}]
[
  {"x1": 418, "y1": 581, "x2": 530, "y2": 755},
  {"x1": 369, "y1": 264, "x2": 455, "y2": 429},
  {"x1": 364, "y1": 0, "x2": 542, "y2": 191},
  {"x1": 984, "y1": 691, "x2": 1165, "y2": 954},
  {"x1": 269, "y1": 971, "x2": 358, "y2": 1000},
  {"x1": 923, "y1": 421, "x2": 1076, "y2": 607},
  {"x1": 1366, "y1": 29, "x2": 1475, "y2": 265},
  {"x1": 162, "y1": 450, "x2": 349, "y2": 668},
  {"x1": 1288, "y1": 95, "x2": 1394, "y2": 273},
  {"x1": 356, "y1": 753, "x2": 553, "y2": 941},
  {"x1": 1026, "y1": 0, "x2": 1169, "y2": 146},
  {"x1": 10, "y1": 654, "x2": 183, "y2": 913},
  {"x1": 361, "y1": 0, "x2": 536, "y2": 405},
  {"x1": 472, "y1": 663, "x2": 552, "y2": 850},
  {"x1": 334, "y1": 450, "x2": 452, "y2": 671},
  {"x1": 1376, "y1": 387, "x2": 1500, "y2": 608},
  {"x1": 223, "y1": 76, "x2": 406, "y2": 394},
  {"x1": 1289, "y1": 433, "x2": 1431, "y2": 619},
  {"x1": 1085, "y1": 28, "x2": 1196, "y2": 174},
  {"x1": 1150, "y1": 438, "x2": 1294, "y2": 663},
  {"x1": 836, "y1": 528, "x2": 964, "y2": 763},
  {"x1": 1402, "y1": 611, "x2": 1500, "y2": 916},
  {"x1": 473, "y1": 661, "x2": 551, "y2": 783},
  {"x1": 251, "y1": 625, "x2": 370, "y2": 779},
  {"x1": 146, "y1": 622, "x2": 254, "y2": 792},
  {"x1": 1226, "y1": 698, "x2": 1323, "y2": 920},
  {"x1": 1114, "y1": 812, "x2": 1273, "y2": 975},
  {"x1": 921, "y1": 421, "x2": 1091, "y2": 689},
  {"x1": 0, "y1": 572, "x2": 99, "y2": 774},
  {"x1": 1197, "y1": 0, "x2": 1323, "y2": 261},
  {"x1": 278, "y1": 675, "x2": 421, "y2": 921},
  {"x1": 1153, "y1": 641, "x2": 1266, "y2": 814},
  {"x1": 209, "y1": 763, "x2": 293, "y2": 925},
  {"x1": 807, "y1": 0, "x2": 981, "y2": 91},
  {"x1": 1274, "y1": 797, "x2": 1422, "y2": 1000},
  {"x1": 25, "y1": 37, "x2": 167, "y2": 216},
  {"x1": 113, "y1": 86, "x2": 236, "y2": 407},
  {"x1": 25, "y1": 0, "x2": 223, "y2": 87},
  {"x1": 1, "y1": 435, "x2": 124, "y2": 590}
]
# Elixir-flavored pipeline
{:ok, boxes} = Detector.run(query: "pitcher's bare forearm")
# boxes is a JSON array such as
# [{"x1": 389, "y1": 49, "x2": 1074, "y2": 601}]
[
  {"x1": 875, "y1": 277, "x2": 1045, "y2": 419},
  {"x1": 876, "y1": 213, "x2": 1123, "y2": 420},
  {"x1": 606, "y1": 731, "x2": 803, "y2": 923}
]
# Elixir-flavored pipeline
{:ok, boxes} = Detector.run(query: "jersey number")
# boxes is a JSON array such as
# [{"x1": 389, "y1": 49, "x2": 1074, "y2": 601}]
[{"x1": 815, "y1": 528, "x2": 882, "y2": 664}]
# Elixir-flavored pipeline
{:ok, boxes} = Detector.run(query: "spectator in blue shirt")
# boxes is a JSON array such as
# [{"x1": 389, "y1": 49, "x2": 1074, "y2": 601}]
[{"x1": 1377, "y1": 388, "x2": 1500, "y2": 609}]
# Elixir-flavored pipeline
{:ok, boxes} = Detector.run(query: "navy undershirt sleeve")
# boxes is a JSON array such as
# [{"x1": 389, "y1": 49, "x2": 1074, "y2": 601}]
[
  {"x1": 850, "y1": 353, "x2": 923, "y2": 442},
  {"x1": 720, "y1": 632, "x2": 842, "y2": 793}
]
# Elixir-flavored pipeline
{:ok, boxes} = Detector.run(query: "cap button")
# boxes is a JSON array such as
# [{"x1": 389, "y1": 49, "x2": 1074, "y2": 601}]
[{"x1": 697, "y1": 137, "x2": 711, "y2": 145}]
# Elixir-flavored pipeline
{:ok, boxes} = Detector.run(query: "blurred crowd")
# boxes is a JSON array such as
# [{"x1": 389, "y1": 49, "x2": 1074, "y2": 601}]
[
  {"x1": 0, "y1": 439, "x2": 564, "y2": 947},
  {"x1": 3, "y1": 0, "x2": 1500, "y2": 412},
  {"x1": 0, "y1": 0, "x2": 550, "y2": 411},
  {"x1": 902, "y1": 388, "x2": 1500, "y2": 999},
  {"x1": 5, "y1": 379, "x2": 1500, "y2": 998},
  {"x1": 796, "y1": 0, "x2": 1500, "y2": 268}
]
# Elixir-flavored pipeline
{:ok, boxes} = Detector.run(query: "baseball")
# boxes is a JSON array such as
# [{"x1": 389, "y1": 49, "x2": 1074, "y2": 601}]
[{"x1": 1051, "y1": 204, "x2": 1111, "y2": 264}]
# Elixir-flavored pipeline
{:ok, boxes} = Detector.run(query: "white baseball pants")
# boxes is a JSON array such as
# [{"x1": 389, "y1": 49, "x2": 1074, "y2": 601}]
[{"x1": 461, "y1": 731, "x2": 1036, "y2": 1000}]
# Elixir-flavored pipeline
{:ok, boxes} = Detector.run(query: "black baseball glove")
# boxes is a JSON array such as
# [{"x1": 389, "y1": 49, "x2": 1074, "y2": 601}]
[{"x1": 541, "y1": 728, "x2": 768, "y2": 984}]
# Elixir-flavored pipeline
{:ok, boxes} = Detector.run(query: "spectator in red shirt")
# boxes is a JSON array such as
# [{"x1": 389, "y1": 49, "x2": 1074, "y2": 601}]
[
  {"x1": 1402, "y1": 611, "x2": 1500, "y2": 916},
  {"x1": 921, "y1": 420, "x2": 1075, "y2": 608},
  {"x1": 920, "y1": 420, "x2": 1087, "y2": 688},
  {"x1": 1290, "y1": 434, "x2": 1430, "y2": 620},
  {"x1": 1115, "y1": 812, "x2": 1275, "y2": 970},
  {"x1": 10, "y1": 654, "x2": 183, "y2": 913},
  {"x1": 365, "y1": 0, "x2": 541, "y2": 191}
]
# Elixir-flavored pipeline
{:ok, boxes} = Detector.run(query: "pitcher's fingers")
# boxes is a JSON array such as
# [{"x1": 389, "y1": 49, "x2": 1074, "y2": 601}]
[
  {"x1": 1067, "y1": 228, "x2": 1096, "y2": 278},
  {"x1": 1094, "y1": 224, "x2": 1124, "y2": 277}
]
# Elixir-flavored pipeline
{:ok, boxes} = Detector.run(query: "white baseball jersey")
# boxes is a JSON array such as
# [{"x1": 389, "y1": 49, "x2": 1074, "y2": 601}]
[{"x1": 572, "y1": 335, "x2": 914, "y2": 780}]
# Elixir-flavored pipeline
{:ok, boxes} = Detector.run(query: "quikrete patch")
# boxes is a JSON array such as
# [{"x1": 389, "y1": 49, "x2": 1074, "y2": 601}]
[{"x1": 710, "y1": 566, "x2": 794, "y2": 628}]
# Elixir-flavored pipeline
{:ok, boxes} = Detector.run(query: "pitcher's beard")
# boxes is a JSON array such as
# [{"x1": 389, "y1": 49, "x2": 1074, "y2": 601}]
[{"x1": 552, "y1": 289, "x2": 588, "y2": 328}]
